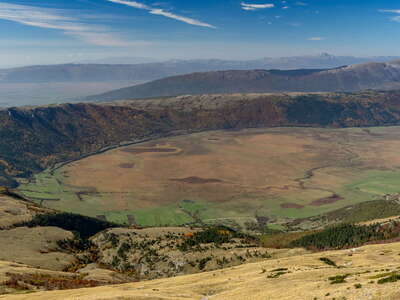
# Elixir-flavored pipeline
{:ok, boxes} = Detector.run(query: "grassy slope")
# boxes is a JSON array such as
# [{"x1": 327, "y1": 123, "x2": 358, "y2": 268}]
[{"x1": 3, "y1": 242, "x2": 400, "y2": 300}]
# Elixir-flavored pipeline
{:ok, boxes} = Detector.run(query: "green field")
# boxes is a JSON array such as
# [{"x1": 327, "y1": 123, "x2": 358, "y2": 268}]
[{"x1": 17, "y1": 127, "x2": 400, "y2": 228}]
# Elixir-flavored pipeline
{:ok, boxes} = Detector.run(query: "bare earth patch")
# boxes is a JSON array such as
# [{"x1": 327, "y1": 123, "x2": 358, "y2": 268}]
[
  {"x1": 310, "y1": 194, "x2": 344, "y2": 206},
  {"x1": 118, "y1": 163, "x2": 135, "y2": 169},
  {"x1": 280, "y1": 203, "x2": 304, "y2": 209}
]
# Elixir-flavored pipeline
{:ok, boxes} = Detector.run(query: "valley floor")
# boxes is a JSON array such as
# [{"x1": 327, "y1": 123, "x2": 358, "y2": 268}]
[
  {"x1": 3, "y1": 242, "x2": 400, "y2": 300},
  {"x1": 18, "y1": 126, "x2": 400, "y2": 229}
]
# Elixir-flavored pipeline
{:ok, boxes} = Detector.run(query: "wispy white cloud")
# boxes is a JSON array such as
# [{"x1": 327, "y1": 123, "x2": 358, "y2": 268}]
[
  {"x1": 149, "y1": 9, "x2": 215, "y2": 27},
  {"x1": 107, "y1": 0, "x2": 216, "y2": 28},
  {"x1": 379, "y1": 9, "x2": 400, "y2": 22},
  {"x1": 0, "y1": 2, "x2": 138, "y2": 46},
  {"x1": 108, "y1": 0, "x2": 149, "y2": 9},
  {"x1": 0, "y1": 3, "x2": 86, "y2": 30},
  {"x1": 65, "y1": 32, "x2": 149, "y2": 47},
  {"x1": 379, "y1": 9, "x2": 400, "y2": 14},
  {"x1": 241, "y1": 2, "x2": 274, "y2": 11},
  {"x1": 308, "y1": 37, "x2": 325, "y2": 41}
]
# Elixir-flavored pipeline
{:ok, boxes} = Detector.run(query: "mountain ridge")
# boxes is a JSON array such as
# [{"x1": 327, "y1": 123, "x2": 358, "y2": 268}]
[
  {"x1": 1, "y1": 55, "x2": 399, "y2": 83},
  {"x1": 86, "y1": 61, "x2": 400, "y2": 102}
]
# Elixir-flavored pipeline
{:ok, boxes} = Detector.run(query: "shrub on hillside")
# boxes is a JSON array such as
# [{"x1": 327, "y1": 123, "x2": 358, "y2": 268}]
[
  {"x1": 4, "y1": 272, "x2": 102, "y2": 291},
  {"x1": 290, "y1": 224, "x2": 385, "y2": 250},
  {"x1": 178, "y1": 226, "x2": 257, "y2": 251}
]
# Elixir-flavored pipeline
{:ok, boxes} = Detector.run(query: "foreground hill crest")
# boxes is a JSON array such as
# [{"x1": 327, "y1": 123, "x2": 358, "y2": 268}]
[{"x1": 2, "y1": 241, "x2": 400, "y2": 300}]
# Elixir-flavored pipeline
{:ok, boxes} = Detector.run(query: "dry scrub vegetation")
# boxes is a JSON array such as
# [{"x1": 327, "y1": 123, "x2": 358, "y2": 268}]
[{"x1": 3, "y1": 242, "x2": 400, "y2": 300}]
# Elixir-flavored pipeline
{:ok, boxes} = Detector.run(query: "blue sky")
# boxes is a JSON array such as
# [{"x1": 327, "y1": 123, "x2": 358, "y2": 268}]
[{"x1": 1, "y1": 0, "x2": 400, "y2": 67}]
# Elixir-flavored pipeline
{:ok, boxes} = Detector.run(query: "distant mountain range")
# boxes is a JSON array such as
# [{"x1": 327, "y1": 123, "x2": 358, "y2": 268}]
[
  {"x1": 77, "y1": 56, "x2": 159, "y2": 65},
  {"x1": 1, "y1": 54, "x2": 399, "y2": 83},
  {"x1": 86, "y1": 61, "x2": 400, "y2": 102}
]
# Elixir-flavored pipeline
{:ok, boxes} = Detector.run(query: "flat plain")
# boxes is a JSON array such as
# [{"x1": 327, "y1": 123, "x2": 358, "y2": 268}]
[
  {"x1": 18, "y1": 126, "x2": 400, "y2": 227},
  {"x1": 0, "y1": 81, "x2": 137, "y2": 107}
]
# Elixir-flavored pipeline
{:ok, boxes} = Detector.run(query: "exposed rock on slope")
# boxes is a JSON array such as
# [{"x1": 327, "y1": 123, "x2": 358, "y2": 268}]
[
  {"x1": 3, "y1": 242, "x2": 400, "y2": 300},
  {"x1": 87, "y1": 61, "x2": 400, "y2": 101},
  {"x1": 90, "y1": 227, "x2": 274, "y2": 280},
  {"x1": 2, "y1": 91, "x2": 400, "y2": 187}
]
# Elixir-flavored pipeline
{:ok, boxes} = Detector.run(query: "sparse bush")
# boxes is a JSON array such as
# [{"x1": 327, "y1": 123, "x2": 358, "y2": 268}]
[
  {"x1": 198, "y1": 257, "x2": 212, "y2": 270},
  {"x1": 271, "y1": 268, "x2": 288, "y2": 272},
  {"x1": 319, "y1": 257, "x2": 337, "y2": 267},
  {"x1": 178, "y1": 226, "x2": 256, "y2": 251},
  {"x1": 328, "y1": 274, "x2": 350, "y2": 284},
  {"x1": 57, "y1": 237, "x2": 94, "y2": 252},
  {"x1": 377, "y1": 273, "x2": 400, "y2": 284},
  {"x1": 267, "y1": 271, "x2": 287, "y2": 278},
  {"x1": 3, "y1": 273, "x2": 101, "y2": 291}
]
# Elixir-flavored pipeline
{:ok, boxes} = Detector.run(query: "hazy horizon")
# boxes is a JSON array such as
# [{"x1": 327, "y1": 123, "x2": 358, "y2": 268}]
[
  {"x1": 1, "y1": 52, "x2": 400, "y2": 69},
  {"x1": 1, "y1": 0, "x2": 400, "y2": 68}
]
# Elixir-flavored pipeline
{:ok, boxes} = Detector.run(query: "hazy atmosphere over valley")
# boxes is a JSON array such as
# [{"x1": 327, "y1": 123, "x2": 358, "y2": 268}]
[{"x1": 2, "y1": 1, "x2": 400, "y2": 299}]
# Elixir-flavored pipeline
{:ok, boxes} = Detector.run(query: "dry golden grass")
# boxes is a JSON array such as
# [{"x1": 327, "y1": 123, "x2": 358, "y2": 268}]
[
  {"x1": 4, "y1": 242, "x2": 400, "y2": 300},
  {"x1": 0, "y1": 194, "x2": 48, "y2": 229},
  {"x1": 0, "y1": 226, "x2": 75, "y2": 271},
  {"x1": 360, "y1": 216, "x2": 400, "y2": 226}
]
